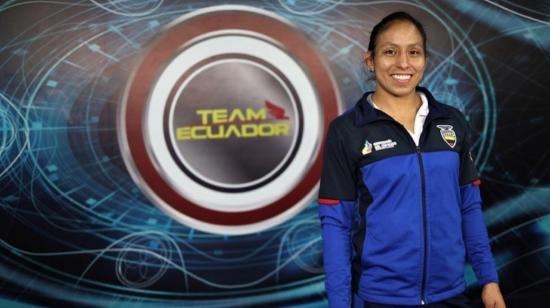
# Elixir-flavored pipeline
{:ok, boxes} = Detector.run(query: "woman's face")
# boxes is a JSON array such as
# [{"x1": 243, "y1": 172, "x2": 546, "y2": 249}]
[{"x1": 365, "y1": 21, "x2": 426, "y2": 98}]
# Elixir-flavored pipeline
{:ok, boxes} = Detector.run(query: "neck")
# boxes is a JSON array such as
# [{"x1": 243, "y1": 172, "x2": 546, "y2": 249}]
[{"x1": 371, "y1": 90, "x2": 421, "y2": 116}]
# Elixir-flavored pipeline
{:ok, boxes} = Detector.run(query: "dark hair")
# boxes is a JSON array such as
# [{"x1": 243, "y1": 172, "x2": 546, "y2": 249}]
[{"x1": 367, "y1": 11, "x2": 427, "y2": 56}]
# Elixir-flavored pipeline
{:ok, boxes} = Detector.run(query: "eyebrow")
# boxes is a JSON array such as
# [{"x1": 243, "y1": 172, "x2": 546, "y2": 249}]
[{"x1": 378, "y1": 43, "x2": 423, "y2": 48}]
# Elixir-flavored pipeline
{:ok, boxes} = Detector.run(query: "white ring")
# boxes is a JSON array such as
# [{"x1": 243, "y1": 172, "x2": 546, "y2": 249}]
[{"x1": 145, "y1": 33, "x2": 322, "y2": 213}]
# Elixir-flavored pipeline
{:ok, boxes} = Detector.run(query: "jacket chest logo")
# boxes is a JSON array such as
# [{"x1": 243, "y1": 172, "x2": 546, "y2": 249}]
[
  {"x1": 362, "y1": 140, "x2": 373, "y2": 155},
  {"x1": 362, "y1": 139, "x2": 397, "y2": 155},
  {"x1": 436, "y1": 125, "x2": 457, "y2": 148}
]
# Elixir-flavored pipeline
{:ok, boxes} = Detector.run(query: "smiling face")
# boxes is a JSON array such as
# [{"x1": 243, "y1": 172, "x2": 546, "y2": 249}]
[{"x1": 365, "y1": 20, "x2": 426, "y2": 99}]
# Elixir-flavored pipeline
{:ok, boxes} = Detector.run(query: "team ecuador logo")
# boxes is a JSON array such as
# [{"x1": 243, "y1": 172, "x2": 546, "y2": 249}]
[
  {"x1": 436, "y1": 125, "x2": 457, "y2": 148},
  {"x1": 118, "y1": 5, "x2": 341, "y2": 234}
]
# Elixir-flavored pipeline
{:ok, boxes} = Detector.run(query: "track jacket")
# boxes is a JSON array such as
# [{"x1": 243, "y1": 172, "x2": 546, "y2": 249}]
[{"x1": 318, "y1": 87, "x2": 498, "y2": 307}]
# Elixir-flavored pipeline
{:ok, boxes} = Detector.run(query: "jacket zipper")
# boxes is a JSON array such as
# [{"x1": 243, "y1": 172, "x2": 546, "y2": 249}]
[
  {"x1": 377, "y1": 115, "x2": 432, "y2": 305},
  {"x1": 394, "y1": 123, "x2": 429, "y2": 305},
  {"x1": 416, "y1": 145, "x2": 428, "y2": 305}
]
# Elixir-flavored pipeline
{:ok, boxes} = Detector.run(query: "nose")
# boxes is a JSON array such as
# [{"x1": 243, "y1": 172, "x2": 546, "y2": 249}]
[{"x1": 396, "y1": 51, "x2": 410, "y2": 69}]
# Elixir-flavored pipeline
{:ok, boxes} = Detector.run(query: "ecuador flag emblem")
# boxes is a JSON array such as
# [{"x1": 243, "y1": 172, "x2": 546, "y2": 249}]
[{"x1": 436, "y1": 125, "x2": 457, "y2": 148}]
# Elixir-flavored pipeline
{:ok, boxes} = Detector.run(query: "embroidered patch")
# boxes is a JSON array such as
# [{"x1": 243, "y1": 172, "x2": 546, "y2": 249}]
[
  {"x1": 373, "y1": 139, "x2": 397, "y2": 151},
  {"x1": 436, "y1": 125, "x2": 457, "y2": 148},
  {"x1": 361, "y1": 139, "x2": 373, "y2": 155}
]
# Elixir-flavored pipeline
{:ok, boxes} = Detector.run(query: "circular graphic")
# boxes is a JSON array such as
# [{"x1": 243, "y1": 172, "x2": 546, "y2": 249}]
[
  {"x1": 90, "y1": 0, "x2": 164, "y2": 17},
  {"x1": 166, "y1": 55, "x2": 303, "y2": 191},
  {"x1": 115, "y1": 235, "x2": 171, "y2": 289},
  {"x1": 283, "y1": 221, "x2": 323, "y2": 274},
  {"x1": 118, "y1": 5, "x2": 341, "y2": 234},
  {"x1": 0, "y1": 93, "x2": 29, "y2": 179}
]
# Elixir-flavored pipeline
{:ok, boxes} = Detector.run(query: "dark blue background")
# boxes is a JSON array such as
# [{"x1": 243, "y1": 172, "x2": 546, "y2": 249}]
[{"x1": 1, "y1": 0, "x2": 549, "y2": 306}]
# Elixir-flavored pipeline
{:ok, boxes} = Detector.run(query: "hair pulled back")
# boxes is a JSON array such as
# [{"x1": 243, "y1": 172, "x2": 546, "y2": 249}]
[{"x1": 368, "y1": 11, "x2": 427, "y2": 56}]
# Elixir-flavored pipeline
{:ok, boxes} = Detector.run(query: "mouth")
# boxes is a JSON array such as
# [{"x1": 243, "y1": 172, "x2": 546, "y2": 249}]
[{"x1": 391, "y1": 74, "x2": 412, "y2": 84}]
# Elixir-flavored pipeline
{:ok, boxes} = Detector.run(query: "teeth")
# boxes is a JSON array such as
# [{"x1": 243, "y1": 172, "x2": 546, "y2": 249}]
[{"x1": 392, "y1": 74, "x2": 411, "y2": 80}]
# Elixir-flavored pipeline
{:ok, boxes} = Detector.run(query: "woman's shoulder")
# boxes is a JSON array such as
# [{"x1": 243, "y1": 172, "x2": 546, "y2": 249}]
[
  {"x1": 418, "y1": 87, "x2": 468, "y2": 121},
  {"x1": 330, "y1": 91, "x2": 376, "y2": 130},
  {"x1": 330, "y1": 109, "x2": 355, "y2": 128},
  {"x1": 327, "y1": 103, "x2": 364, "y2": 140}
]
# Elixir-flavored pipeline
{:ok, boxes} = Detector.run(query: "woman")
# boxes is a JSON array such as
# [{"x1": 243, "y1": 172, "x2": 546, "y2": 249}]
[{"x1": 318, "y1": 12, "x2": 506, "y2": 308}]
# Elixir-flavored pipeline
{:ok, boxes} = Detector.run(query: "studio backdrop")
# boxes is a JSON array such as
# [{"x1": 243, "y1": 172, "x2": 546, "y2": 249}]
[{"x1": 1, "y1": 0, "x2": 549, "y2": 306}]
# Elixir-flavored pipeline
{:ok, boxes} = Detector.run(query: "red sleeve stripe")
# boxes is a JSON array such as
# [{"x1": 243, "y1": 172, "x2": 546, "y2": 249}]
[
  {"x1": 318, "y1": 198, "x2": 340, "y2": 205},
  {"x1": 472, "y1": 179, "x2": 481, "y2": 186}
]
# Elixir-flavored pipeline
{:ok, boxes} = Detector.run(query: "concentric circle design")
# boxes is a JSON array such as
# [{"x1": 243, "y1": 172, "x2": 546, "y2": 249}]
[
  {"x1": 0, "y1": 93, "x2": 29, "y2": 179},
  {"x1": 118, "y1": 5, "x2": 341, "y2": 234},
  {"x1": 115, "y1": 233, "x2": 173, "y2": 289},
  {"x1": 165, "y1": 54, "x2": 303, "y2": 192}
]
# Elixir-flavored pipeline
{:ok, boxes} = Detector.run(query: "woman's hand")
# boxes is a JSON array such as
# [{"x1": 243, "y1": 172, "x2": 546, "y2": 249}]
[{"x1": 481, "y1": 282, "x2": 506, "y2": 308}]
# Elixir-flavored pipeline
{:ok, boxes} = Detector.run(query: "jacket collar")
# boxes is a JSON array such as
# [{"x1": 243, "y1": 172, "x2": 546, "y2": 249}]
[{"x1": 353, "y1": 86, "x2": 452, "y2": 127}]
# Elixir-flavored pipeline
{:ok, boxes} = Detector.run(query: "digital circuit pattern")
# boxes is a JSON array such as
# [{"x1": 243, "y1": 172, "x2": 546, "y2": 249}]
[{"x1": 1, "y1": 0, "x2": 549, "y2": 306}]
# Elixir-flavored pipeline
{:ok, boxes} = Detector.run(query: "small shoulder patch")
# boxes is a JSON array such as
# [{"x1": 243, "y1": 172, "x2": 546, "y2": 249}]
[{"x1": 436, "y1": 124, "x2": 457, "y2": 148}]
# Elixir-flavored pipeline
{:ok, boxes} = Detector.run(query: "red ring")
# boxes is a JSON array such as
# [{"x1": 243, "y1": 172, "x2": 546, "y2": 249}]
[{"x1": 125, "y1": 9, "x2": 339, "y2": 226}]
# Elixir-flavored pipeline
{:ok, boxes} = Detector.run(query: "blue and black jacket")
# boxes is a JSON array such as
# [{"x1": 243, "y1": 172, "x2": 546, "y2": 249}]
[{"x1": 318, "y1": 87, "x2": 498, "y2": 307}]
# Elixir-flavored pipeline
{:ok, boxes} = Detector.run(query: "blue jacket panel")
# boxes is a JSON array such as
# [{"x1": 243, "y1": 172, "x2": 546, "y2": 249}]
[{"x1": 359, "y1": 153, "x2": 424, "y2": 303}]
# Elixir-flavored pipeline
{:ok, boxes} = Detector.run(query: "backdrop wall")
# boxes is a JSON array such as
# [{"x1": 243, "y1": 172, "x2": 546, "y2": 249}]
[{"x1": 1, "y1": 0, "x2": 549, "y2": 307}]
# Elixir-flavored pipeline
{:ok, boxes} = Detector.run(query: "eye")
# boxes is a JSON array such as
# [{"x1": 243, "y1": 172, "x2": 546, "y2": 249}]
[
  {"x1": 409, "y1": 49, "x2": 423, "y2": 56},
  {"x1": 383, "y1": 49, "x2": 397, "y2": 56}
]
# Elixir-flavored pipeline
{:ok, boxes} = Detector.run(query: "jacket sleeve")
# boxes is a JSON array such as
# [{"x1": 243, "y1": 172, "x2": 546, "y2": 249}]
[
  {"x1": 318, "y1": 122, "x2": 357, "y2": 308},
  {"x1": 459, "y1": 118, "x2": 499, "y2": 286}
]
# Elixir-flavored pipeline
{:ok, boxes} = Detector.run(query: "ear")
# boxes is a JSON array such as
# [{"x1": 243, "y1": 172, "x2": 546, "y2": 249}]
[{"x1": 364, "y1": 51, "x2": 374, "y2": 71}]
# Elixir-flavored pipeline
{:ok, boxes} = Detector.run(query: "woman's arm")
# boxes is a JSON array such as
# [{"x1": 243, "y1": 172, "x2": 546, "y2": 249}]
[
  {"x1": 319, "y1": 200, "x2": 355, "y2": 307},
  {"x1": 318, "y1": 121, "x2": 358, "y2": 308},
  {"x1": 458, "y1": 112, "x2": 505, "y2": 307},
  {"x1": 460, "y1": 182, "x2": 498, "y2": 285},
  {"x1": 461, "y1": 182, "x2": 505, "y2": 308}
]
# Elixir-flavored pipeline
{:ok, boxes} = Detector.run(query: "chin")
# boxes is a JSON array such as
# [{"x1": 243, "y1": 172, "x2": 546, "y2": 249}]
[
  {"x1": 378, "y1": 78, "x2": 420, "y2": 97},
  {"x1": 388, "y1": 86, "x2": 417, "y2": 97}
]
